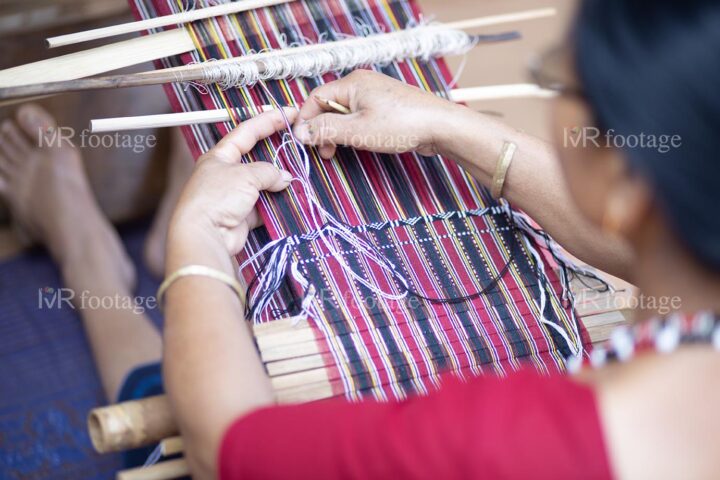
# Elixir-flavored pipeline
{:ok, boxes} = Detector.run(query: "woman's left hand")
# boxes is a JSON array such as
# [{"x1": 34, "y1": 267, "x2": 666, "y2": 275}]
[{"x1": 169, "y1": 108, "x2": 297, "y2": 259}]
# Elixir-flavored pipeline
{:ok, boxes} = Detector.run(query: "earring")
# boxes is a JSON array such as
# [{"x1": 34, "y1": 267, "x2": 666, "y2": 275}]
[{"x1": 601, "y1": 198, "x2": 623, "y2": 235}]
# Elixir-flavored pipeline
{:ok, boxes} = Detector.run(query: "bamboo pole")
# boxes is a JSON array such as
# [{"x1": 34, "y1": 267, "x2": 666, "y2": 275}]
[
  {"x1": 0, "y1": 29, "x2": 194, "y2": 89},
  {"x1": 443, "y1": 8, "x2": 555, "y2": 31},
  {"x1": 116, "y1": 458, "x2": 189, "y2": 480},
  {"x1": 88, "y1": 85, "x2": 556, "y2": 133},
  {"x1": 449, "y1": 84, "x2": 557, "y2": 102},
  {"x1": 88, "y1": 395, "x2": 176, "y2": 454},
  {"x1": 159, "y1": 437, "x2": 185, "y2": 457},
  {"x1": 0, "y1": 8, "x2": 555, "y2": 100},
  {"x1": 47, "y1": 0, "x2": 294, "y2": 48},
  {"x1": 90, "y1": 105, "x2": 274, "y2": 133}
]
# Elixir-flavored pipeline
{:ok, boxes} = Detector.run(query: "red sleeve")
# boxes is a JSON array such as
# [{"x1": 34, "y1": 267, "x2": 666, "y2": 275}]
[{"x1": 219, "y1": 369, "x2": 613, "y2": 480}]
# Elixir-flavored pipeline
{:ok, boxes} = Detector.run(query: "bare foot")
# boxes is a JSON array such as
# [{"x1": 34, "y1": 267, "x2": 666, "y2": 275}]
[
  {"x1": 144, "y1": 127, "x2": 194, "y2": 278},
  {"x1": 0, "y1": 104, "x2": 135, "y2": 293}
]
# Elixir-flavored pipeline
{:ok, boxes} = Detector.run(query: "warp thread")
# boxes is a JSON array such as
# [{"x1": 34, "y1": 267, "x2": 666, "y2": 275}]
[
  {"x1": 505, "y1": 202, "x2": 612, "y2": 357},
  {"x1": 237, "y1": 80, "x2": 592, "y2": 359},
  {"x1": 241, "y1": 82, "x2": 528, "y2": 325}
]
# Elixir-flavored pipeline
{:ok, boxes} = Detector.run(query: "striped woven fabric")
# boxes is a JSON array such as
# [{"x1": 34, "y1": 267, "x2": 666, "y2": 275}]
[{"x1": 131, "y1": 0, "x2": 590, "y2": 401}]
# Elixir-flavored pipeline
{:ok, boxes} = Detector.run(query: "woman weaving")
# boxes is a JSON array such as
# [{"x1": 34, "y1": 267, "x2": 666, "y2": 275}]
[
  {"x1": 160, "y1": 0, "x2": 720, "y2": 477},
  {"x1": 1, "y1": 0, "x2": 718, "y2": 477}
]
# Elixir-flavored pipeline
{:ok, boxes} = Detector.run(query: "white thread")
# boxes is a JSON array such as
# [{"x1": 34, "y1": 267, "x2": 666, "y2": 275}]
[
  {"x1": 143, "y1": 443, "x2": 163, "y2": 468},
  {"x1": 201, "y1": 25, "x2": 477, "y2": 89},
  {"x1": 503, "y1": 202, "x2": 583, "y2": 357},
  {"x1": 239, "y1": 83, "x2": 419, "y2": 322}
]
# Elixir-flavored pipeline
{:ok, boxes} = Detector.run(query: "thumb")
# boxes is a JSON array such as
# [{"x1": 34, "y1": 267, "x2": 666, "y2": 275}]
[
  {"x1": 243, "y1": 162, "x2": 293, "y2": 193},
  {"x1": 293, "y1": 113, "x2": 358, "y2": 147}
]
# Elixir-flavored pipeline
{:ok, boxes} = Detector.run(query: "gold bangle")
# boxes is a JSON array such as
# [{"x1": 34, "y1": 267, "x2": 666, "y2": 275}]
[
  {"x1": 157, "y1": 265, "x2": 246, "y2": 308},
  {"x1": 491, "y1": 141, "x2": 517, "y2": 200}
]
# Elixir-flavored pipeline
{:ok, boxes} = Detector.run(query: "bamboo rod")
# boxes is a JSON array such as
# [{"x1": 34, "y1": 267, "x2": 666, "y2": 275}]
[
  {"x1": 88, "y1": 395, "x2": 176, "y2": 454},
  {"x1": 116, "y1": 458, "x2": 189, "y2": 480},
  {"x1": 88, "y1": 85, "x2": 556, "y2": 133},
  {"x1": 0, "y1": 8, "x2": 555, "y2": 100},
  {"x1": 90, "y1": 105, "x2": 274, "y2": 133},
  {"x1": 443, "y1": 8, "x2": 555, "y2": 31},
  {"x1": 450, "y1": 84, "x2": 557, "y2": 102},
  {"x1": 159, "y1": 437, "x2": 184, "y2": 457},
  {"x1": 47, "y1": 0, "x2": 293, "y2": 48},
  {"x1": 0, "y1": 29, "x2": 194, "y2": 89}
]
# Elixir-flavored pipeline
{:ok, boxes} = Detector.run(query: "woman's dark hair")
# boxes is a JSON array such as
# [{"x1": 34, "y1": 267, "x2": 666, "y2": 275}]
[{"x1": 574, "y1": 0, "x2": 720, "y2": 269}]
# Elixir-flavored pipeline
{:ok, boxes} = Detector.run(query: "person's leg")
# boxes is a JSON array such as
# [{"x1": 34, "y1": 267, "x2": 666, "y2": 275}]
[
  {"x1": 144, "y1": 127, "x2": 195, "y2": 278},
  {"x1": 0, "y1": 104, "x2": 162, "y2": 401}
]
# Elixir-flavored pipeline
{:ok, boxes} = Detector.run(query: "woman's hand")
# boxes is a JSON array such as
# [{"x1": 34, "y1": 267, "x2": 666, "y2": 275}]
[
  {"x1": 163, "y1": 111, "x2": 298, "y2": 480},
  {"x1": 168, "y1": 108, "x2": 297, "y2": 262},
  {"x1": 293, "y1": 69, "x2": 459, "y2": 159}
]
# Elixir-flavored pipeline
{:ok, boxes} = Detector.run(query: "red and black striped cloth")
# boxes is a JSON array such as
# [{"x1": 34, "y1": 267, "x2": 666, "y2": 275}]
[{"x1": 131, "y1": 0, "x2": 590, "y2": 400}]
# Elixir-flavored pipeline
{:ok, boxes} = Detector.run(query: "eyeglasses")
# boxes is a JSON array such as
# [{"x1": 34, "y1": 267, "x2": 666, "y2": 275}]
[{"x1": 528, "y1": 45, "x2": 585, "y2": 98}]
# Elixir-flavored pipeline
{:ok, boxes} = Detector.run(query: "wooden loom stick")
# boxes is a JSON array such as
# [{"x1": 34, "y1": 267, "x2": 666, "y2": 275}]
[
  {"x1": 88, "y1": 85, "x2": 557, "y2": 133},
  {"x1": 159, "y1": 436, "x2": 185, "y2": 457},
  {"x1": 88, "y1": 395, "x2": 177, "y2": 454},
  {"x1": 90, "y1": 105, "x2": 275, "y2": 132},
  {"x1": 46, "y1": 0, "x2": 294, "y2": 48},
  {"x1": 0, "y1": 29, "x2": 194, "y2": 89},
  {"x1": 116, "y1": 458, "x2": 189, "y2": 480},
  {"x1": 0, "y1": 8, "x2": 556, "y2": 101}
]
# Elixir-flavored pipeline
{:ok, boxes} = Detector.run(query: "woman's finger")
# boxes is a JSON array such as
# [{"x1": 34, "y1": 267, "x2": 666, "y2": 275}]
[
  {"x1": 213, "y1": 107, "x2": 299, "y2": 163},
  {"x1": 293, "y1": 111, "x2": 366, "y2": 148},
  {"x1": 241, "y1": 162, "x2": 293, "y2": 193},
  {"x1": 297, "y1": 79, "x2": 354, "y2": 122},
  {"x1": 318, "y1": 144, "x2": 336, "y2": 160}
]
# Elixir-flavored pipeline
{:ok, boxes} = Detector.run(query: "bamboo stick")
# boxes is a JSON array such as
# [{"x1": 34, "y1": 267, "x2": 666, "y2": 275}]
[
  {"x1": 0, "y1": 29, "x2": 194, "y2": 89},
  {"x1": 88, "y1": 396, "x2": 176, "y2": 454},
  {"x1": 159, "y1": 437, "x2": 185, "y2": 457},
  {"x1": 443, "y1": 8, "x2": 555, "y2": 31},
  {"x1": 47, "y1": 0, "x2": 294, "y2": 48},
  {"x1": 449, "y1": 84, "x2": 557, "y2": 102},
  {"x1": 90, "y1": 105, "x2": 274, "y2": 133},
  {"x1": 88, "y1": 84, "x2": 557, "y2": 133},
  {"x1": 116, "y1": 458, "x2": 189, "y2": 480},
  {"x1": 0, "y1": 8, "x2": 555, "y2": 100}
]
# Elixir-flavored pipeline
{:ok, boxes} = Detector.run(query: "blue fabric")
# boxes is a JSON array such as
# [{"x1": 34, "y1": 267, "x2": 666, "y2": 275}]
[
  {"x1": 117, "y1": 362, "x2": 164, "y2": 469},
  {"x1": 0, "y1": 222, "x2": 163, "y2": 480}
]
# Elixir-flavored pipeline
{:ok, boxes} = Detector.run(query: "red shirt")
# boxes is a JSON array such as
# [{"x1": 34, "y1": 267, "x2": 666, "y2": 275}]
[{"x1": 219, "y1": 369, "x2": 612, "y2": 479}]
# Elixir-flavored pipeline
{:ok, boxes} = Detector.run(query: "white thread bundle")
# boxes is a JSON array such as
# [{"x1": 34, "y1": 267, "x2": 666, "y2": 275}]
[
  {"x1": 239, "y1": 84, "x2": 414, "y2": 323},
  {"x1": 503, "y1": 202, "x2": 612, "y2": 359},
  {"x1": 200, "y1": 25, "x2": 477, "y2": 89}
]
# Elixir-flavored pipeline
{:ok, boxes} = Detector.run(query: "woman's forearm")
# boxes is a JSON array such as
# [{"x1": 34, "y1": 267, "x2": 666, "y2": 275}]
[
  {"x1": 163, "y1": 224, "x2": 274, "y2": 479},
  {"x1": 436, "y1": 104, "x2": 634, "y2": 281}
]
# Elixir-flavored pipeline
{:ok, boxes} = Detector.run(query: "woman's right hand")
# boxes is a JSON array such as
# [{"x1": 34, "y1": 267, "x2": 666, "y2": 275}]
[{"x1": 293, "y1": 70, "x2": 459, "y2": 159}]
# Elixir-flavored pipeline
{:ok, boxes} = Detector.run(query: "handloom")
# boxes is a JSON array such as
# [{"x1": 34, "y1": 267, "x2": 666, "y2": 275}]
[
  {"x1": 88, "y1": 0, "x2": 609, "y2": 456},
  {"x1": 0, "y1": 0, "x2": 615, "y2": 476},
  {"x1": 158, "y1": 0, "x2": 589, "y2": 378}
]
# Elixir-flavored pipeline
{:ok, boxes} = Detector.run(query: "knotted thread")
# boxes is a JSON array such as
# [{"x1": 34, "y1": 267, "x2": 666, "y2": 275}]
[{"x1": 200, "y1": 26, "x2": 518, "y2": 89}]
